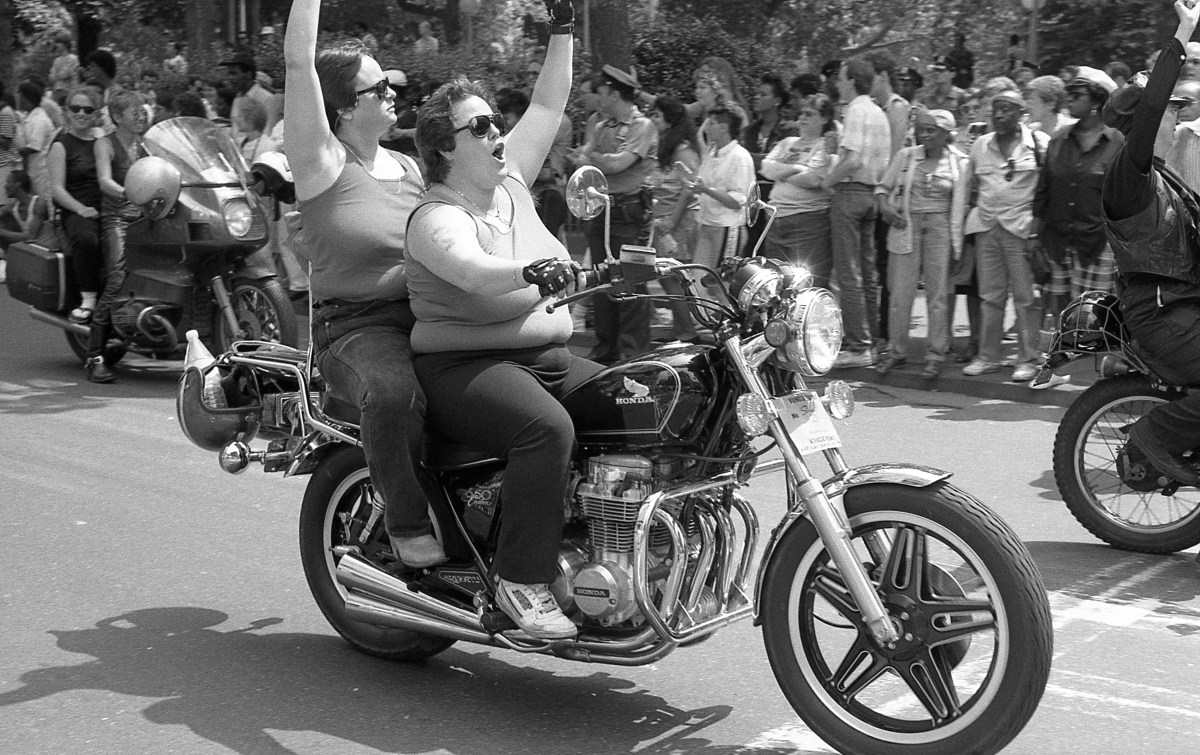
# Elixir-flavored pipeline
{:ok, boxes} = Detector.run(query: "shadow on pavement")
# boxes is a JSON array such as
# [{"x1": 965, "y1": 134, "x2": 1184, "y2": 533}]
[{"x1": 0, "y1": 607, "x2": 810, "y2": 755}]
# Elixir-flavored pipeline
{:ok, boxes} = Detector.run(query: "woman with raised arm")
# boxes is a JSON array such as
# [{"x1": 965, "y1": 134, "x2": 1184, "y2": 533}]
[
  {"x1": 282, "y1": 0, "x2": 445, "y2": 569},
  {"x1": 405, "y1": 1, "x2": 596, "y2": 640}
]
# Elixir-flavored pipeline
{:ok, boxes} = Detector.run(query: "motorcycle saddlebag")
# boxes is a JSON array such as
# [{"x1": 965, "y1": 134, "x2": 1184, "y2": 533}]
[{"x1": 4, "y1": 241, "x2": 70, "y2": 312}]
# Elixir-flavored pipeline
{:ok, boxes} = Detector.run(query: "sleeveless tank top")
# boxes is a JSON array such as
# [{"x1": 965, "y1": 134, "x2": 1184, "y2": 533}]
[
  {"x1": 56, "y1": 132, "x2": 102, "y2": 213},
  {"x1": 405, "y1": 175, "x2": 574, "y2": 353},
  {"x1": 296, "y1": 148, "x2": 423, "y2": 302},
  {"x1": 101, "y1": 133, "x2": 143, "y2": 217}
]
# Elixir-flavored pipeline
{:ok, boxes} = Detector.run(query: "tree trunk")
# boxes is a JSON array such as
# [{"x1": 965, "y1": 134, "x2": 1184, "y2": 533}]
[
  {"x1": 188, "y1": 0, "x2": 217, "y2": 54},
  {"x1": 589, "y1": 0, "x2": 632, "y2": 69},
  {"x1": 0, "y1": 0, "x2": 12, "y2": 84}
]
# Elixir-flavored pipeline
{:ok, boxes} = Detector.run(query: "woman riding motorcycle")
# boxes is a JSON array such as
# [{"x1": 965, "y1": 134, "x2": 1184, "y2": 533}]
[
  {"x1": 405, "y1": 0, "x2": 598, "y2": 640},
  {"x1": 283, "y1": 0, "x2": 446, "y2": 567},
  {"x1": 1102, "y1": 0, "x2": 1200, "y2": 486}
]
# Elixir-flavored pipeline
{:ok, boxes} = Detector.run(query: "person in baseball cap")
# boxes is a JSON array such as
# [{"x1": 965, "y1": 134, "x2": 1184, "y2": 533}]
[{"x1": 895, "y1": 65, "x2": 924, "y2": 102}]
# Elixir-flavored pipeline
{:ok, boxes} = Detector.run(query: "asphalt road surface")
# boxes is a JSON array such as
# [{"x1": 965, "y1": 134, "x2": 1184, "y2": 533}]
[{"x1": 1, "y1": 291, "x2": 1197, "y2": 754}]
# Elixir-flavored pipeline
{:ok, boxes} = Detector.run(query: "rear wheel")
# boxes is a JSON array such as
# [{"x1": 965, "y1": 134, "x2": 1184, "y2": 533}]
[
  {"x1": 761, "y1": 482, "x2": 1052, "y2": 755},
  {"x1": 214, "y1": 278, "x2": 298, "y2": 351},
  {"x1": 1053, "y1": 375, "x2": 1200, "y2": 553},
  {"x1": 299, "y1": 445, "x2": 455, "y2": 661}
]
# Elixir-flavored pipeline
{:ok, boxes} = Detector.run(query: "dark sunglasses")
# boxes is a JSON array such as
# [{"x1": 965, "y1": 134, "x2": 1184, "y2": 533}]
[
  {"x1": 1005, "y1": 158, "x2": 1016, "y2": 182},
  {"x1": 68, "y1": 105, "x2": 96, "y2": 115},
  {"x1": 354, "y1": 78, "x2": 391, "y2": 101},
  {"x1": 454, "y1": 113, "x2": 507, "y2": 138}
]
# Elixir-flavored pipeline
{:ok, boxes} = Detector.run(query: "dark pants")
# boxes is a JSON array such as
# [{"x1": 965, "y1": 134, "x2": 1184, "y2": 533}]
[
  {"x1": 1120, "y1": 289, "x2": 1200, "y2": 454},
  {"x1": 88, "y1": 212, "x2": 131, "y2": 357},
  {"x1": 311, "y1": 299, "x2": 441, "y2": 538},
  {"x1": 874, "y1": 216, "x2": 890, "y2": 341},
  {"x1": 584, "y1": 191, "x2": 652, "y2": 363},
  {"x1": 62, "y1": 210, "x2": 102, "y2": 293},
  {"x1": 416, "y1": 345, "x2": 603, "y2": 583}
]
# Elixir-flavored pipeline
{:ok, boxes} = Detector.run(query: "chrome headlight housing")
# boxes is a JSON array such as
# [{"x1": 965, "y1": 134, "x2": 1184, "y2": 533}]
[
  {"x1": 222, "y1": 198, "x2": 254, "y2": 238},
  {"x1": 728, "y1": 260, "x2": 784, "y2": 311},
  {"x1": 764, "y1": 289, "x2": 843, "y2": 375}
]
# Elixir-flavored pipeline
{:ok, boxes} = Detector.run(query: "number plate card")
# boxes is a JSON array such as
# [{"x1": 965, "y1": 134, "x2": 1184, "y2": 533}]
[{"x1": 773, "y1": 391, "x2": 841, "y2": 454}]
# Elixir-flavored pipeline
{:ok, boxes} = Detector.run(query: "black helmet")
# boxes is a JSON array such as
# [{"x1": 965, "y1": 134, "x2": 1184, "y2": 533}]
[
  {"x1": 176, "y1": 366, "x2": 262, "y2": 451},
  {"x1": 1058, "y1": 291, "x2": 1125, "y2": 352}
]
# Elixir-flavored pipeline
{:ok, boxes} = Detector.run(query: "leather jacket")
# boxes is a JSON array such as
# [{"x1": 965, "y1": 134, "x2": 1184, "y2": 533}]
[{"x1": 1105, "y1": 159, "x2": 1200, "y2": 287}]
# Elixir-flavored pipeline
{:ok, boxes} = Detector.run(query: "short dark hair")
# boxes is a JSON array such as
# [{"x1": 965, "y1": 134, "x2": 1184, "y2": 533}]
[
  {"x1": 843, "y1": 58, "x2": 875, "y2": 95},
  {"x1": 17, "y1": 79, "x2": 45, "y2": 107},
  {"x1": 172, "y1": 91, "x2": 208, "y2": 118},
  {"x1": 495, "y1": 87, "x2": 529, "y2": 119},
  {"x1": 759, "y1": 73, "x2": 789, "y2": 109},
  {"x1": 8, "y1": 169, "x2": 31, "y2": 193},
  {"x1": 789, "y1": 73, "x2": 822, "y2": 98},
  {"x1": 86, "y1": 49, "x2": 117, "y2": 80},
  {"x1": 416, "y1": 75, "x2": 494, "y2": 185},
  {"x1": 707, "y1": 105, "x2": 743, "y2": 140},
  {"x1": 315, "y1": 40, "x2": 368, "y2": 132}
]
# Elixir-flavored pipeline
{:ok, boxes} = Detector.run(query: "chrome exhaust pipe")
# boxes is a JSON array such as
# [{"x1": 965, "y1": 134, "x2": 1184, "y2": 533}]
[
  {"x1": 344, "y1": 591, "x2": 497, "y2": 644},
  {"x1": 335, "y1": 554, "x2": 486, "y2": 631},
  {"x1": 28, "y1": 307, "x2": 90, "y2": 337}
]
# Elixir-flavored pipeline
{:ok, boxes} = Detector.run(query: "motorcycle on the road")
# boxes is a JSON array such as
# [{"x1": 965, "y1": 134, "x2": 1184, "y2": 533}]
[
  {"x1": 176, "y1": 166, "x2": 1052, "y2": 755},
  {"x1": 1036, "y1": 291, "x2": 1200, "y2": 553},
  {"x1": 4, "y1": 116, "x2": 298, "y2": 366}
]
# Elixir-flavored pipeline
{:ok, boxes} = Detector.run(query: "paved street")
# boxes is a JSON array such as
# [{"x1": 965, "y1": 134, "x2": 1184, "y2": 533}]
[{"x1": 2, "y1": 289, "x2": 1198, "y2": 754}]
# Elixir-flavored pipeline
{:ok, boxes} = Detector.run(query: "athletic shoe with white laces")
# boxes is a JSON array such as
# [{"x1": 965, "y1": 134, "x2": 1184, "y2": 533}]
[{"x1": 495, "y1": 578, "x2": 577, "y2": 639}]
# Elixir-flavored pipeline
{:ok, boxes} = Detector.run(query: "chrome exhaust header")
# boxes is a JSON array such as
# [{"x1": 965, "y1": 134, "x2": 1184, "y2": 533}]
[
  {"x1": 343, "y1": 591, "x2": 496, "y2": 644},
  {"x1": 335, "y1": 554, "x2": 488, "y2": 632}
]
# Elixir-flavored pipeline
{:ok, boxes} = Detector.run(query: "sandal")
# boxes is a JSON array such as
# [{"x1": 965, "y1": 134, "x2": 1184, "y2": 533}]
[{"x1": 69, "y1": 306, "x2": 94, "y2": 324}]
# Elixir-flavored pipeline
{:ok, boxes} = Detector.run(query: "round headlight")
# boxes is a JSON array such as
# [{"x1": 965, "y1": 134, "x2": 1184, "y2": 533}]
[
  {"x1": 774, "y1": 289, "x2": 844, "y2": 375},
  {"x1": 223, "y1": 198, "x2": 254, "y2": 237},
  {"x1": 728, "y1": 262, "x2": 784, "y2": 311}
]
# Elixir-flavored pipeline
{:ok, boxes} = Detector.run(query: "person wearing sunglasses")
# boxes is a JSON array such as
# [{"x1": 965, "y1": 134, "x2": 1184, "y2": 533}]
[
  {"x1": 283, "y1": 0, "x2": 443, "y2": 569},
  {"x1": 1098, "y1": 0, "x2": 1200, "y2": 486},
  {"x1": 405, "y1": 0, "x2": 594, "y2": 640},
  {"x1": 959, "y1": 89, "x2": 1049, "y2": 380},
  {"x1": 47, "y1": 87, "x2": 107, "y2": 374}
]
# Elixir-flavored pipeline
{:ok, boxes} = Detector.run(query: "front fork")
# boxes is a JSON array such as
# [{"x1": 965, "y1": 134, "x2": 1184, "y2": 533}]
[
  {"x1": 210, "y1": 276, "x2": 243, "y2": 341},
  {"x1": 724, "y1": 336, "x2": 901, "y2": 647}
]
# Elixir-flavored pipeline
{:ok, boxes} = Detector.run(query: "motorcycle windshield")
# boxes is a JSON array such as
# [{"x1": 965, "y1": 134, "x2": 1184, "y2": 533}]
[{"x1": 142, "y1": 117, "x2": 250, "y2": 186}]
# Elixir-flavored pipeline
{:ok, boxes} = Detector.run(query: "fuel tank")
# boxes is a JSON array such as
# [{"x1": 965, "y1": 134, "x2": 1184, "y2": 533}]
[{"x1": 564, "y1": 343, "x2": 720, "y2": 445}]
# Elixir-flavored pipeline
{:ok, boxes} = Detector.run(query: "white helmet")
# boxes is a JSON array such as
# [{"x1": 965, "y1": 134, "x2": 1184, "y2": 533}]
[{"x1": 126, "y1": 156, "x2": 182, "y2": 220}]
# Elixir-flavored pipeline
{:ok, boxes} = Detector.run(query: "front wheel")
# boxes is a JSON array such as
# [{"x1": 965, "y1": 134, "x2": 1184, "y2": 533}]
[
  {"x1": 761, "y1": 482, "x2": 1052, "y2": 755},
  {"x1": 1053, "y1": 375, "x2": 1200, "y2": 553},
  {"x1": 214, "y1": 278, "x2": 298, "y2": 351},
  {"x1": 299, "y1": 445, "x2": 455, "y2": 660}
]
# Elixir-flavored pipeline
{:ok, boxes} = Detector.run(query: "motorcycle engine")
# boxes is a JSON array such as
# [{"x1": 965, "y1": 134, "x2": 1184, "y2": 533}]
[{"x1": 564, "y1": 454, "x2": 678, "y2": 627}]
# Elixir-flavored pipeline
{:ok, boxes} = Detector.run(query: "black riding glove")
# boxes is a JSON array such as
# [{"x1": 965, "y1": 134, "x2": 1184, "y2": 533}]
[
  {"x1": 544, "y1": 0, "x2": 575, "y2": 34},
  {"x1": 523, "y1": 257, "x2": 581, "y2": 296}
]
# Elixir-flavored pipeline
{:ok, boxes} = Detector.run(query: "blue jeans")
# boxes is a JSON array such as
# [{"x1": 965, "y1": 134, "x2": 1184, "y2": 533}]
[
  {"x1": 886, "y1": 212, "x2": 951, "y2": 363},
  {"x1": 761, "y1": 209, "x2": 832, "y2": 290},
  {"x1": 977, "y1": 227, "x2": 1039, "y2": 364},
  {"x1": 311, "y1": 299, "x2": 440, "y2": 538},
  {"x1": 830, "y1": 184, "x2": 880, "y2": 352}
]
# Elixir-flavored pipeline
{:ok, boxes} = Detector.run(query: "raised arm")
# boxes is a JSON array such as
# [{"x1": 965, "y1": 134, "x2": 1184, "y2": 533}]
[
  {"x1": 283, "y1": 0, "x2": 344, "y2": 200},
  {"x1": 506, "y1": 1, "x2": 574, "y2": 185}
]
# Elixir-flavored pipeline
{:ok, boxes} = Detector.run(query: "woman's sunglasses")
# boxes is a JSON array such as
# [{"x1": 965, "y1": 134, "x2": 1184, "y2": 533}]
[
  {"x1": 354, "y1": 78, "x2": 391, "y2": 102},
  {"x1": 454, "y1": 113, "x2": 507, "y2": 138},
  {"x1": 68, "y1": 105, "x2": 96, "y2": 115}
]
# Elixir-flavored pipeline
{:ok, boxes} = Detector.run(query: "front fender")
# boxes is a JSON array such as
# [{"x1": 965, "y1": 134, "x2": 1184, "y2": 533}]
[{"x1": 751, "y1": 463, "x2": 952, "y2": 625}]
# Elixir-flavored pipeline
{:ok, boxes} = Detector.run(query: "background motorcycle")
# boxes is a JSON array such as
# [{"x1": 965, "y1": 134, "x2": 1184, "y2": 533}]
[
  {"x1": 177, "y1": 167, "x2": 1052, "y2": 755},
  {"x1": 4, "y1": 117, "x2": 298, "y2": 367},
  {"x1": 1037, "y1": 292, "x2": 1200, "y2": 553}
]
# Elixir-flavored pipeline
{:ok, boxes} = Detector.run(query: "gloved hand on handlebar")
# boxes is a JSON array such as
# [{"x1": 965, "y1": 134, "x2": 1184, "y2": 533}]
[
  {"x1": 544, "y1": 0, "x2": 574, "y2": 34},
  {"x1": 523, "y1": 258, "x2": 583, "y2": 297}
]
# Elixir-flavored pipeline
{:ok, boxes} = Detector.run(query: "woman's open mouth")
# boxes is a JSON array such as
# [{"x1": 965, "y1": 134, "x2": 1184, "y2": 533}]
[{"x1": 492, "y1": 141, "x2": 506, "y2": 161}]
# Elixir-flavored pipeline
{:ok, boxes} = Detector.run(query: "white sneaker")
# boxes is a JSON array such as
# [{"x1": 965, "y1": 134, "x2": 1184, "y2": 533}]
[
  {"x1": 833, "y1": 349, "x2": 876, "y2": 369},
  {"x1": 495, "y1": 578, "x2": 577, "y2": 639},
  {"x1": 1029, "y1": 371, "x2": 1070, "y2": 390},
  {"x1": 1010, "y1": 362, "x2": 1040, "y2": 382}
]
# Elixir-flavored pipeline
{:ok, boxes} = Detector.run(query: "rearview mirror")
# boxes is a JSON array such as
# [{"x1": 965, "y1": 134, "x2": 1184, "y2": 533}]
[
  {"x1": 745, "y1": 181, "x2": 762, "y2": 227},
  {"x1": 566, "y1": 166, "x2": 609, "y2": 220}
]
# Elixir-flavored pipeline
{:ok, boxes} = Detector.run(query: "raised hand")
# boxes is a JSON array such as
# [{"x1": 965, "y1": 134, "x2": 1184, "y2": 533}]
[{"x1": 544, "y1": 0, "x2": 575, "y2": 33}]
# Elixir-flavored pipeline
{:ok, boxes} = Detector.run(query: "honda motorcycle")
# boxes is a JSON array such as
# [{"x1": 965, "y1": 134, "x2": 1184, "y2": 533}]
[
  {"x1": 176, "y1": 167, "x2": 1052, "y2": 755},
  {"x1": 1037, "y1": 292, "x2": 1200, "y2": 553},
  {"x1": 5, "y1": 117, "x2": 298, "y2": 366}
]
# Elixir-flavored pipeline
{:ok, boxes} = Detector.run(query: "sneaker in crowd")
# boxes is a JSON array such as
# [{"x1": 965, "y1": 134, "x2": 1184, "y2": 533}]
[
  {"x1": 833, "y1": 349, "x2": 876, "y2": 369},
  {"x1": 495, "y1": 578, "x2": 577, "y2": 639},
  {"x1": 1029, "y1": 369, "x2": 1069, "y2": 390},
  {"x1": 921, "y1": 361, "x2": 940, "y2": 381},
  {"x1": 389, "y1": 533, "x2": 448, "y2": 569},
  {"x1": 1010, "y1": 362, "x2": 1039, "y2": 382},
  {"x1": 961, "y1": 358, "x2": 1001, "y2": 376},
  {"x1": 874, "y1": 354, "x2": 905, "y2": 375}
]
